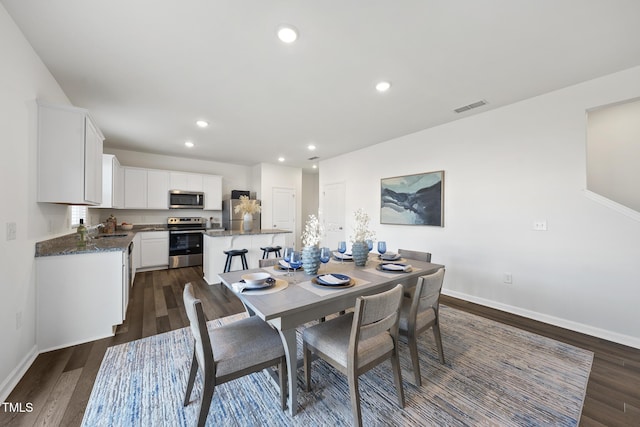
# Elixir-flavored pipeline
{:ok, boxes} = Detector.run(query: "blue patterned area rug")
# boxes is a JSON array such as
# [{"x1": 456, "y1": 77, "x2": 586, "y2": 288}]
[{"x1": 82, "y1": 306, "x2": 592, "y2": 426}]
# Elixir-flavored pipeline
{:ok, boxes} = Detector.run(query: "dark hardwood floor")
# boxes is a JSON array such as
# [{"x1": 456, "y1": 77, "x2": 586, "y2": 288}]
[{"x1": 1, "y1": 267, "x2": 638, "y2": 426}]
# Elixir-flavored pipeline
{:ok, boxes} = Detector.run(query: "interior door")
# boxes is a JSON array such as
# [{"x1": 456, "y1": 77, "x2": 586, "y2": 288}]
[
  {"x1": 272, "y1": 187, "x2": 296, "y2": 246},
  {"x1": 322, "y1": 182, "x2": 346, "y2": 250}
]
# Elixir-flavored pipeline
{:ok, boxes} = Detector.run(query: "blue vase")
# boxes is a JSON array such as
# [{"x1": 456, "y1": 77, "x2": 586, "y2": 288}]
[
  {"x1": 351, "y1": 241, "x2": 369, "y2": 266},
  {"x1": 302, "y1": 246, "x2": 321, "y2": 275}
]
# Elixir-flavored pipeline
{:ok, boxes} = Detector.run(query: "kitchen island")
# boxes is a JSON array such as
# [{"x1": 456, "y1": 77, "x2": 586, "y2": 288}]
[{"x1": 203, "y1": 229, "x2": 292, "y2": 284}]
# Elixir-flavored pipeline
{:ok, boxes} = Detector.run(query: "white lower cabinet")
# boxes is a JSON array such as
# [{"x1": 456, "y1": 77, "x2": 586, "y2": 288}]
[
  {"x1": 36, "y1": 250, "x2": 126, "y2": 351},
  {"x1": 203, "y1": 232, "x2": 287, "y2": 284},
  {"x1": 139, "y1": 231, "x2": 169, "y2": 269}
]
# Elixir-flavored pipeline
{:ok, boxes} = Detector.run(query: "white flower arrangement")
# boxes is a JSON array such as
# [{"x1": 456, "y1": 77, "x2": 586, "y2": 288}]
[
  {"x1": 234, "y1": 195, "x2": 261, "y2": 215},
  {"x1": 301, "y1": 214, "x2": 324, "y2": 247},
  {"x1": 350, "y1": 208, "x2": 376, "y2": 243}
]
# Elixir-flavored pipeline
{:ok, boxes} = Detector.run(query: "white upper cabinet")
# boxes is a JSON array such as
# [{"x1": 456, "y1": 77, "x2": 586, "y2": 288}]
[
  {"x1": 123, "y1": 166, "x2": 221, "y2": 210},
  {"x1": 98, "y1": 154, "x2": 124, "y2": 208},
  {"x1": 147, "y1": 169, "x2": 170, "y2": 209},
  {"x1": 123, "y1": 167, "x2": 170, "y2": 209},
  {"x1": 124, "y1": 167, "x2": 147, "y2": 208},
  {"x1": 170, "y1": 172, "x2": 203, "y2": 192},
  {"x1": 37, "y1": 101, "x2": 104, "y2": 205},
  {"x1": 203, "y1": 175, "x2": 222, "y2": 210}
]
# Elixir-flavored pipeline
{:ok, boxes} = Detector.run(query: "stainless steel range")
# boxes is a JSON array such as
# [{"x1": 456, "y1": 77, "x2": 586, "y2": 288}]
[{"x1": 168, "y1": 217, "x2": 205, "y2": 268}]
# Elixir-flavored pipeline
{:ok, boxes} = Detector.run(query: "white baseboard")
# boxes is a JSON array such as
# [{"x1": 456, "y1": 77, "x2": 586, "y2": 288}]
[
  {"x1": 443, "y1": 289, "x2": 640, "y2": 350},
  {"x1": 0, "y1": 345, "x2": 38, "y2": 402}
]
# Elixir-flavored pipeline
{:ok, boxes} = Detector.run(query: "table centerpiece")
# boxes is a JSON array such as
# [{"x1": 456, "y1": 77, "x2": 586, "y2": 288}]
[
  {"x1": 301, "y1": 214, "x2": 324, "y2": 274},
  {"x1": 350, "y1": 208, "x2": 376, "y2": 266}
]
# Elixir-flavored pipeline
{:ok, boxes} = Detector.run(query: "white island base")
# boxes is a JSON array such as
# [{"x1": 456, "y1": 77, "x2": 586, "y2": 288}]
[{"x1": 203, "y1": 229, "x2": 291, "y2": 284}]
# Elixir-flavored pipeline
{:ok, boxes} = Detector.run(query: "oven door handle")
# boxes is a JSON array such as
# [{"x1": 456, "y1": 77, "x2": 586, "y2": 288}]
[{"x1": 170, "y1": 230, "x2": 205, "y2": 235}]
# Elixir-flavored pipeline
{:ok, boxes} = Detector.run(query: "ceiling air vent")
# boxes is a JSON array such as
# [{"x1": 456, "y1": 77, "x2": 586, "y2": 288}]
[
  {"x1": 454, "y1": 99, "x2": 487, "y2": 114},
  {"x1": 308, "y1": 156, "x2": 319, "y2": 161}
]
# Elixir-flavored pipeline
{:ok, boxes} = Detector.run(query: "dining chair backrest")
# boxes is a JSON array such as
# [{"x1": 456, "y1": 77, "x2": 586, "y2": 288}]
[
  {"x1": 412, "y1": 268, "x2": 445, "y2": 330},
  {"x1": 258, "y1": 257, "x2": 282, "y2": 268},
  {"x1": 183, "y1": 283, "x2": 213, "y2": 373},
  {"x1": 351, "y1": 283, "x2": 403, "y2": 345},
  {"x1": 398, "y1": 248, "x2": 431, "y2": 263}
]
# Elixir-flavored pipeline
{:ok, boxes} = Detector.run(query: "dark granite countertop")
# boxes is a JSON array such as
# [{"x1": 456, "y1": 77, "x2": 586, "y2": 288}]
[
  {"x1": 35, "y1": 224, "x2": 169, "y2": 257},
  {"x1": 204, "y1": 228, "x2": 292, "y2": 237}
]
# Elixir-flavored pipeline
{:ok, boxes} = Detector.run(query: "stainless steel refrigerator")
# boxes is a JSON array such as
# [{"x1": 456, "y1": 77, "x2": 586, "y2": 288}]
[{"x1": 222, "y1": 199, "x2": 261, "y2": 231}]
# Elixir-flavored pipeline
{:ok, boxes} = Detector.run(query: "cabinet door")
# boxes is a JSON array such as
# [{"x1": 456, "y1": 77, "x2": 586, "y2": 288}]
[
  {"x1": 170, "y1": 172, "x2": 203, "y2": 191},
  {"x1": 84, "y1": 118, "x2": 103, "y2": 204},
  {"x1": 99, "y1": 155, "x2": 115, "y2": 208},
  {"x1": 113, "y1": 156, "x2": 124, "y2": 208},
  {"x1": 37, "y1": 102, "x2": 103, "y2": 205},
  {"x1": 147, "y1": 170, "x2": 170, "y2": 209},
  {"x1": 203, "y1": 175, "x2": 222, "y2": 210},
  {"x1": 124, "y1": 168, "x2": 147, "y2": 208},
  {"x1": 140, "y1": 236, "x2": 169, "y2": 267}
]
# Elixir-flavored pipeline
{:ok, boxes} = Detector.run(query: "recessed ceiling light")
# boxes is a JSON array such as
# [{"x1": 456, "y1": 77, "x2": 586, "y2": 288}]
[
  {"x1": 312, "y1": 164, "x2": 317, "y2": 169},
  {"x1": 308, "y1": 144, "x2": 316, "y2": 151},
  {"x1": 277, "y1": 25, "x2": 298, "y2": 43},
  {"x1": 375, "y1": 81, "x2": 391, "y2": 92},
  {"x1": 185, "y1": 141, "x2": 194, "y2": 148},
  {"x1": 278, "y1": 157, "x2": 285, "y2": 162},
  {"x1": 196, "y1": 120, "x2": 208, "y2": 128}
]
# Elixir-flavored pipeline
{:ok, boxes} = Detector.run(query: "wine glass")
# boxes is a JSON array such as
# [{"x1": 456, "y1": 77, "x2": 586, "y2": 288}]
[
  {"x1": 289, "y1": 251, "x2": 302, "y2": 283},
  {"x1": 320, "y1": 247, "x2": 331, "y2": 266},
  {"x1": 337, "y1": 241, "x2": 347, "y2": 264},
  {"x1": 283, "y1": 247, "x2": 294, "y2": 276},
  {"x1": 366, "y1": 239, "x2": 373, "y2": 251},
  {"x1": 377, "y1": 241, "x2": 387, "y2": 257}
]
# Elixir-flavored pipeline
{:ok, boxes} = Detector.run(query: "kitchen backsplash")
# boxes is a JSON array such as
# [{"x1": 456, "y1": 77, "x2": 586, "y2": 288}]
[{"x1": 88, "y1": 208, "x2": 221, "y2": 227}]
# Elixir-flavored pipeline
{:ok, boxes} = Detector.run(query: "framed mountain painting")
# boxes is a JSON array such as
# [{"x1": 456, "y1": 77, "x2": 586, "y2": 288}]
[{"x1": 380, "y1": 170, "x2": 444, "y2": 226}]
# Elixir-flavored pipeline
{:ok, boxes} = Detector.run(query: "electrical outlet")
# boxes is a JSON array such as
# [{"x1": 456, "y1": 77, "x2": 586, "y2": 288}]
[
  {"x1": 6, "y1": 222, "x2": 16, "y2": 240},
  {"x1": 503, "y1": 273, "x2": 513, "y2": 284},
  {"x1": 533, "y1": 220, "x2": 547, "y2": 231}
]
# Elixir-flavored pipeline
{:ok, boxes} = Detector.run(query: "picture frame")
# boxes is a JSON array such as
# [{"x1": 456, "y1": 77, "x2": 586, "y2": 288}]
[{"x1": 380, "y1": 170, "x2": 444, "y2": 226}]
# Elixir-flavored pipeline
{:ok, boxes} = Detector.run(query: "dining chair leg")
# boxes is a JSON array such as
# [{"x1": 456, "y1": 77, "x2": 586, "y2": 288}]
[
  {"x1": 184, "y1": 350, "x2": 198, "y2": 406},
  {"x1": 408, "y1": 333, "x2": 422, "y2": 386},
  {"x1": 303, "y1": 344, "x2": 312, "y2": 392},
  {"x1": 348, "y1": 370, "x2": 363, "y2": 427},
  {"x1": 391, "y1": 349, "x2": 405, "y2": 408},
  {"x1": 278, "y1": 357, "x2": 287, "y2": 411},
  {"x1": 433, "y1": 323, "x2": 446, "y2": 364},
  {"x1": 197, "y1": 368, "x2": 215, "y2": 427}
]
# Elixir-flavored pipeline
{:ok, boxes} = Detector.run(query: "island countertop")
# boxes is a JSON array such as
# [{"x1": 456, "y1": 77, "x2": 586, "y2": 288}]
[{"x1": 204, "y1": 228, "x2": 291, "y2": 237}]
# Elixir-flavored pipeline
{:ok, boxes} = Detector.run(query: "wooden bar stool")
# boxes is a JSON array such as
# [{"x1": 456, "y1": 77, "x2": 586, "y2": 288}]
[
  {"x1": 223, "y1": 249, "x2": 249, "y2": 272},
  {"x1": 260, "y1": 246, "x2": 282, "y2": 259}
]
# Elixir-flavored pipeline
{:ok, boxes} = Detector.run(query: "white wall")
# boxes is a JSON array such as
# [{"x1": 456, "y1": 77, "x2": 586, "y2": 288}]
[
  {"x1": 0, "y1": 4, "x2": 74, "y2": 400},
  {"x1": 258, "y1": 163, "x2": 302, "y2": 247},
  {"x1": 320, "y1": 66, "x2": 640, "y2": 348},
  {"x1": 587, "y1": 97, "x2": 640, "y2": 212}
]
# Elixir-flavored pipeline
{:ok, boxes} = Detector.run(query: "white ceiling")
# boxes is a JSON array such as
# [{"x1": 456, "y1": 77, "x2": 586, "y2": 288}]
[{"x1": 4, "y1": 1, "x2": 640, "y2": 171}]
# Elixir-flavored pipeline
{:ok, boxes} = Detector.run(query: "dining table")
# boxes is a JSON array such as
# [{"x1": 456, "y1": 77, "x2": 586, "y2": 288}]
[{"x1": 218, "y1": 252, "x2": 445, "y2": 415}]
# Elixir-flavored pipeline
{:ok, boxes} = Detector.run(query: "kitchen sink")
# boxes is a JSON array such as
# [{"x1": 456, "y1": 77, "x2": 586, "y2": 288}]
[{"x1": 94, "y1": 233, "x2": 128, "y2": 239}]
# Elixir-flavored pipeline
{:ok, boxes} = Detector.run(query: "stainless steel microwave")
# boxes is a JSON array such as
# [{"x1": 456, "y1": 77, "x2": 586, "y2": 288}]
[{"x1": 168, "y1": 190, "x2": 204, "y2": 209}]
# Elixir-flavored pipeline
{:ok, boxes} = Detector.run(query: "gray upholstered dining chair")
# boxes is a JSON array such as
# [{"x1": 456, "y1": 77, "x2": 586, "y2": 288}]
[
  {"x1": 182, "y1": 283, "x2": 287, "y2": 427},
  {"x1": 398, "y1": 268, "x2": 446, "y2": 386},
  {"x1": 258, "y1": 257, "x2": 282, "y2": 268},
  {"x1": 302, "y1": 284, "x2": 405, "y2": 427},
  {"x1": 397, "y1": 248, "x2": 431, "y2": 263},
  {"x1": 397, "y1": 248, "x2": 432, "y2": 298}
]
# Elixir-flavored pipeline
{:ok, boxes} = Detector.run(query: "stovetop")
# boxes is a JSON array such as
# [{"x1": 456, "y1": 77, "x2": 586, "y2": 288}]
[{"x1": 167, "y1": 217, "x2": 206, "y2": 229}]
